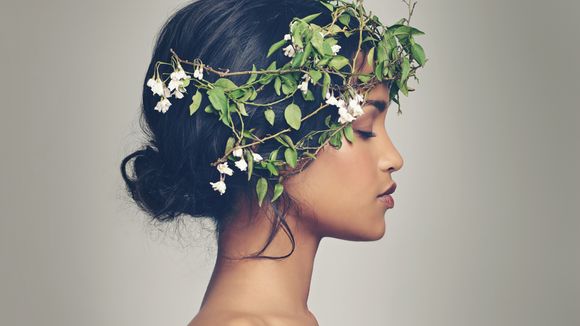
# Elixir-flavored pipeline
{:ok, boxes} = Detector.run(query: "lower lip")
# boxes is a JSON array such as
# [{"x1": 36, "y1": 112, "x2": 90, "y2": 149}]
[{"x1": 377, "y1": 194, "x2": 394, "y2": 209}]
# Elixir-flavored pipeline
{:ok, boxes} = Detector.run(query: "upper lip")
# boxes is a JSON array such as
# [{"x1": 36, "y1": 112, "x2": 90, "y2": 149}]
[{"x1": 378, "y1": 182, "x2": 397, "y2": 197}]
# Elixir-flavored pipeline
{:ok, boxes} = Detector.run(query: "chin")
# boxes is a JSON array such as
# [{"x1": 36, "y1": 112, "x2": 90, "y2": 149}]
[
  {"x1": 363, "y1": 222, "x2": 387, "y2": 241},
  {"x1": 335, "y1": 220, "x2": 387, "y2": 241}
]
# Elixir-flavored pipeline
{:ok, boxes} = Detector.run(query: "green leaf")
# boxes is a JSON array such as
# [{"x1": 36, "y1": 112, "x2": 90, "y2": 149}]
[
  {"x1": 300, "y1": 42, "x2": 312, "y2": 66},
  {"x1": 284, "y1": 147, "x2": 297, "y2": 168},
  {"x1": 225, "y1": 137, "x2": 236, "y2": 155},
  {"x1": 269, "y1": 148, "x2": 279, "y2": 161},
  {"x1": 204, "y1": 104, "x2": 214, "y2": 113},
  {"x1": 329, "y1": 131, "x2": 343, "y2": 148},
  {"x1": 338, "y1": 14, "x2": 351, "y2": 26},
  {"x1": 374, "y1": 61, "x2": 384, "y2": 81},
  {"x1": 401, "y1": 57, "x2": 410, "y2": 83},
  {"x1": 189, "y1": 90, "x2": 202, "y2": 116},
  {"x1": 303, "y1": 152, "x2": 317, "y2": 159},
  {"x1": 324, "y1": 114, "x2": 332, "y2": 128},
  {"x1": 291, "y1": 50, "x2": 305, "y2": 68},
  {"x1": 280, "y1": 74, "x2": 297, "y2": 90},
  {"x1": 271, "y1": 183, "x2": 284, "y2": 202},
  {"x1": 316, "y1": 56, "x2": 331, "y2": 67},
  {"x1": 358, "y1": 74, "x2": 372, "y2": 83},
  {"x1": 280, "y1": 134, "x2": 295, "y2": 149},
  {"x1": 366, "y1": 47, "x2": 375, "y2": 66},
  {"x1": 245, "y1": 149, "x2": 254, "y2": 181},
  {"x1": 308, "y1": 70, "x2": 322, "y2": 84},
  {"x1": 321, "y1": 1, "x2": 334, "y2": 11},
  {"x1": 267, "y1": 39, "x2": 287, "y2": 58},
  {"x1": 256, "y1": 177, "x2": 268, "y2": 207},
  {"x1": 376, "y1": 43, "x2": 387, "y2": 63},
  {"x1": 301, "y1": 12, "x2": 321, "y2": 24},
  {"x1": 329, "y1": 55, "x2": 349, "y2": 71},
  {"x1": 266, "y1": 60, "x2": 277, "y2": 70},
  {"x1": 311, "y1": 29, "x2": 325, "y2": 54},
  {"x1": 246, "y1": 64, "x2": 258, "y2": 84},
  {"x1": 274, "y1": 135, "x2": 289, "y2": 147},
  {"x1": 291, "y1": 21, "x2": 307, "y2": 49},
  {"x1": 396, "y1": 79, "x2": 409, "y2": 96},
  {"x1": 282, "y1": 83, "x2": 293, "y2": 95},
  {"x1": 249, "y1": 88, "x2": 258, "y2": 100},
  {"x1": 266, "y1": 162, "x2": 279, "y2": 176},
  {"x1": 410, "y1": 43, "x2": 426, "y2": 66},
  {"x1": 264, "y1": 109, "x2": 275, "y2": 126},
  {"x1": 284, "y1": 103, "x2": 302, "y2": 130},
  {"x1": 214, "y1": 78, "x2": 237, "y2": 90},
  {"x1": 207, "y1": 87, "x2": 228, "y2": 112},
  {"x1": 274, "y1": 77, "x2": 282, "y2": 96},
  {"x1": 303, "y1": 89, "x2": 315, "y2": 101},
  {"x1": 237, "y1": 102, "x2": 248, "y2": 116},
  {"x1": 321, "y1": 72, "x2": 331, "y2": 98},
  {"x1": 343, "y1": 124, "x2": 354, "y2": 143}
]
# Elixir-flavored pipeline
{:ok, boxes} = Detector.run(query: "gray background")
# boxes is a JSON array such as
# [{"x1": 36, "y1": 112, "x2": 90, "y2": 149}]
[{"x1": 1, "y1": 0, "x2": 579, "y2": 325}]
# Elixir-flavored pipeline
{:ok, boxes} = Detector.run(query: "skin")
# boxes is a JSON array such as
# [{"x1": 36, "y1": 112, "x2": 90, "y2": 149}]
[{"x1": 188, "y1": 56, "x2": 404, "y2": 325}]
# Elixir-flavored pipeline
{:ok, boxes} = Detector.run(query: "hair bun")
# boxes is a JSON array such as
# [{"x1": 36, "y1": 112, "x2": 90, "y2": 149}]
[{"x1": 121, "y1": 146, "x2": 195, "y2": 222}]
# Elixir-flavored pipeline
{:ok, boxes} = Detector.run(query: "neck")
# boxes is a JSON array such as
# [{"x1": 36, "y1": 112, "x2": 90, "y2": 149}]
[{"x1": 198, "y1": 197, "x2": 322, "y2": 317}]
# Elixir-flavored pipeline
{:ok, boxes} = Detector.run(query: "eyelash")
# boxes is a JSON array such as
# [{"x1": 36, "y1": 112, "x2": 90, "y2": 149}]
[{"x1": 356, "y1": 130, "x2": 376, "y2": 139}]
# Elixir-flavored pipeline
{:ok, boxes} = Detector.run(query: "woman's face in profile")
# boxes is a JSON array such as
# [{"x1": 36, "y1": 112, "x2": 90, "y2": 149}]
[{"x1": 284, "y1": 62, "x2": 404, "y2": 241}]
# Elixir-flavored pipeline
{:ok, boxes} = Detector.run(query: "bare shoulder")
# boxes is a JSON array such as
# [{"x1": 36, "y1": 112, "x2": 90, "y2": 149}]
[{"x1": 188, "y1": 310, "x2": 268, "y2": 326}]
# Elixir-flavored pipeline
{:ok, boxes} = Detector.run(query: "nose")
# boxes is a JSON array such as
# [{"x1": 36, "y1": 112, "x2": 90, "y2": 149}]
[{"x1": 378, "y1": 133, "x2": 404, "y2": 173}]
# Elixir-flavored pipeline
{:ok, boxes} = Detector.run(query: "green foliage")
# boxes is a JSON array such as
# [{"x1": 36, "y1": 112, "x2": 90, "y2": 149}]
[
  {"x1": 264, "y1": 109, "x2": 275, "y2": 126},
  {"x1": 189, "y1": 90, "x2": 202, "y2": 115},
  {"x1": 271, "y1": 183, "x2": 284, "y2": 203},
  {"x1": 284, "y1": 103, "x2": 302, "y2": 130},
  {"x1": 150, "y1": 0, "x2": 428, "y2": 201},
  {"x1": 256, "y1": 177, "x2": 268, "y2": 207}
]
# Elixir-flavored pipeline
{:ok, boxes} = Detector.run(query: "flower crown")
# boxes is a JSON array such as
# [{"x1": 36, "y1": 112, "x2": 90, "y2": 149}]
[{"x1": 146, "y1": 0, "x2": 427, "y2": 207}]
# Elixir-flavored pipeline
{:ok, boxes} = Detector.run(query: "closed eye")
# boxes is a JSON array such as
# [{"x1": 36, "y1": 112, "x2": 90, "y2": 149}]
[{"x1": 355, "y1": 130, "x2": 376, "y2": 139}]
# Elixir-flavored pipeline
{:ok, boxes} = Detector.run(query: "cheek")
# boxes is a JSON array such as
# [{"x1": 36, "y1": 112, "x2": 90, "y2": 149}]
[{"x1": 285, "y1": 139, "x2": 377, "y2": 220}]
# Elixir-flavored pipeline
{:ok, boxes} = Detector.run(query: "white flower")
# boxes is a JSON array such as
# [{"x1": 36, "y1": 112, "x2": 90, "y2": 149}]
[
  {"x1": 168, "y1": 79, "x2": 181, "y2": 92},
  {"x1": 297, "y1": 74, "x2": 311, "y2": 94},
  {"x1": 147, "y1": 77, "x2": 165, "y2": 97},
  {"x1": 252, "y1": 152, "x2": 263, "y2": 162},
  {"x1": 193, "y1": 66, "x2": 204, "y2": 80},
  {"x1": 232, "y1": 147, "x2": 243, "y2": 158},
  {"x1": 331, "y1": 44, "x2": 341, "y2": 55},
  {"x1": 163, "y1": 85, "x2": 171, "y2": 98},
  {"x1": 348, "y1": 98, "x2": 364, "y2": 117},
  {"x1": 354, "y1": 92, "x2": 364, "y2": 104},
  {"x1": 168, "y1": 66, "x2": 190, "y2": 96},
  {"x1": 284, "y1": 34, "x2": 291, "y2": 41},
  {"x1": 217, "y1": 162, "x2": 233, "y2": 176},
  {"x1": 173, "y1": 88, "x2": 184, "y2": 99},
  {"x1": 170, "y1": 66, "x2": 188, "y2": 81},
  {"x1": 338, "y1": 105, "x2": 356, "y2": 124},
  {"x1": 325, "y1": 91, "x2": 340, "y2": 106},
  {"x1": 210, "y1": 180, "x2": 227, "y2": 195},
  {"x1": 234, "y1": 157, "x2": 248, "y2": 171},
  {"x1": 154, "y1": 97, "x2": 172, "y2": 113},
  {"x1": 297, "y1": 80, "x2": 308, "y2": 94},
  {"x1": 283, "y1": 44, "x2": 296, "y2": 57},
  {"x1": 336, "y1": 98, "x2": 347, "y2": 110}
]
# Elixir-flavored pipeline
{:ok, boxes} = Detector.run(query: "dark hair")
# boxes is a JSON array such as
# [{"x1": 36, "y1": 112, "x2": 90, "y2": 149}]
[{"x1": 120, "y1": 0, "x2": 372, "y2": 260}]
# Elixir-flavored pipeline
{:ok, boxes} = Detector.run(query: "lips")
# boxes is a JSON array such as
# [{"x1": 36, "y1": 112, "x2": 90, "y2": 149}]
[{"x1": 377, "y1": 182, "x2": 397, "y2": 197}]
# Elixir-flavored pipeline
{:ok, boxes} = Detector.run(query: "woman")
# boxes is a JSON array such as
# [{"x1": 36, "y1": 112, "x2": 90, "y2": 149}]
[{"x1": 121, "y1": 0, "x2": 422, "y2": 324}]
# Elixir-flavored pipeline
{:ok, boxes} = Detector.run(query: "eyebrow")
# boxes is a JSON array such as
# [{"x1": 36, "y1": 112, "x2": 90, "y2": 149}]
[{"x1": 365, "y1": 99, "x2": 389, "y2": 113}]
